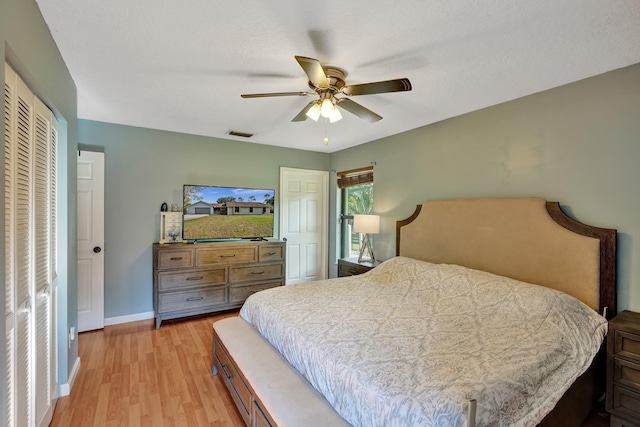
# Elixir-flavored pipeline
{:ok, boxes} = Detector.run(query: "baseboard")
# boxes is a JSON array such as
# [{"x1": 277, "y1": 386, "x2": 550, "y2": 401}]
[
  {"x1": 59, "y1": 356, "x2": 81, "y2": 397},
  {"x1": 104, "y1": 311, "x2": 155, "y2": 326}
]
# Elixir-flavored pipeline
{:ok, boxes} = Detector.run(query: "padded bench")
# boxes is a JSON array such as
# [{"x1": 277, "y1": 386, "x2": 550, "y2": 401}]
[{"x1": 212, "y1": 317, "x2": 350, "y2": 427}]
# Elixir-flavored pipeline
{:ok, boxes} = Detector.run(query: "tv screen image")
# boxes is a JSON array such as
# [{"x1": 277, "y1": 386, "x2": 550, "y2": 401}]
[{"x1": 183, "y1": 185, "x2": 275, "y2": 240}]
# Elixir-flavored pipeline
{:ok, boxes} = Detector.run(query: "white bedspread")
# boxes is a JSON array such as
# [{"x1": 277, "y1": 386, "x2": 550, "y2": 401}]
[{"x1": 239, "y1": 256, "x2": 607, "y2": 427}]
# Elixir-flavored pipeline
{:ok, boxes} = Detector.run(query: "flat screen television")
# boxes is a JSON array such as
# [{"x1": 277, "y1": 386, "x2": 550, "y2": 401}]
[{"x1": 182, "y1": 184, "x2": 275, "y2": 241}]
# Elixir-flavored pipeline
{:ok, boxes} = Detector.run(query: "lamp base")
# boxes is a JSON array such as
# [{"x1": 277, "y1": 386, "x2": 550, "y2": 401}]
[{"x1": 357, "y1": 233, "x2": 376, "y2": 263}]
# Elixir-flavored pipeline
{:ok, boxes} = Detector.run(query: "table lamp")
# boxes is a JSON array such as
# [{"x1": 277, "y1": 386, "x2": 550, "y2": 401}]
[{"x1": 353, "y1": 214, "x2": 380, "y2": 263}]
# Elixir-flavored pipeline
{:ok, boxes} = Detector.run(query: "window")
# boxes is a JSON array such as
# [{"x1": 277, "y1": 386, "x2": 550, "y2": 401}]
[
  {"x1": 249, "y1": 207, "x2": 254, "y2": 213},
  {"x1": 338, "y1": 166, "x2": 374, "y2": 258}
]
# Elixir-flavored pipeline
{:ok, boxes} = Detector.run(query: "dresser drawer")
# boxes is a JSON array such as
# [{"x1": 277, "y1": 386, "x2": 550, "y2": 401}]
[
  {"x1": 157, "y1": 249, "x2": 194, "y2": 269},
  {"x1": 214, "y1": 337, "x2": 251, "y2": 424},
  {"x1": 614, "y1": 358, "x2": 640, "y2": 390},
  {"x1": 157, "y1": 268, "x2": 227, "y2": 291},
  {"x1": 229, "y1": 280, "x2": 283, "y2": 303},
  {"x1": 612, "y1": 384, "x2": 640, "y2": 422},
  {"x1": 229, "y1": 263, "x2": 283, "y2": 283},
  {"x1": 337, "y1": 258, "x2": 380, "y2": 277},
  {"x1": 615, "y1": 330, "x2": 640, "y2": 364},
  {"x1": 259, "y1": 245, "x2": 284, "y2": 262},
  {"x1": 338, "y1": 263, "x2": 369, "y2": 277},
  {"x1": 253, "y1": 400, "x2": 273, "y2": 427},
  {"x1": 196, "y1": 246, "x2": 257, "y2": 266},
  {"x1": 157, "y1": 286, "x2": 227, "y2": 313}
]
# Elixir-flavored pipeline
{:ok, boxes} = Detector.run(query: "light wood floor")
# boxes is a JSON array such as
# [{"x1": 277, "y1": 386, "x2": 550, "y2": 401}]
[
  {"x1": 50, "y1": 310, "x2": 610, "y2": 427},
  {"x1": 50, "y1": 311, "x2": 245, "y2": 427}
]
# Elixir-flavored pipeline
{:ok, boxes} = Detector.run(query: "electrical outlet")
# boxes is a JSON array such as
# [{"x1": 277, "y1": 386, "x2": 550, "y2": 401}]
[{"x1": 68, "y1": 326, "x2": 76, "y2": 349}]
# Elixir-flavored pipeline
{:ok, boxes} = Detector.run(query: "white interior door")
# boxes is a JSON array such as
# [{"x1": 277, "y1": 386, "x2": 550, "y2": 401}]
[
  {"x1": 77, "y1": 150, "x2": 105, "y2": 332},
  {"x1": 279, "y1": 167, "x2": 329, "y2": 285}
]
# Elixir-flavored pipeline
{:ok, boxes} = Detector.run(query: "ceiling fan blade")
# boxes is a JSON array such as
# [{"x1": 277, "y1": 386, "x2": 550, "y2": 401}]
[
  {"x1": 342, "y1": 78, "x2": 411, "y2": 96},
  {"x1": 336, "y1": 98, "x2": 382, "y2": 123},
  {"x1": 241, "y1": 91, "x2": 313, "y2": 98},
  {"x1": 295, "y1": 56, "x2": 329, "y2": 89},
  {"x1": 291, "y1": 101, "x2": 317, "y2": 122}
]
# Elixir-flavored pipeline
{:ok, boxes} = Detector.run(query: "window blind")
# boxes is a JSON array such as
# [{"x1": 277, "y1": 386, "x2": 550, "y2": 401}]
[{"x1": 336, "y1": 166, "x2": 373, "y2": 189}]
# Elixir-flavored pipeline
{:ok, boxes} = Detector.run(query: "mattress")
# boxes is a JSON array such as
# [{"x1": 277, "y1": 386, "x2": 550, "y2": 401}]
[{"x1": 239, "y1": 256, "x2": 607, "y2": 427}]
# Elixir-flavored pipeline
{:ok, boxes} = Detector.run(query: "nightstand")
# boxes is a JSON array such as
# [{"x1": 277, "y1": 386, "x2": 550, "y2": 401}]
[
  {"x1": 338, "y1": 257, "x2": 381, "y2": 277},
  {"x1": 606, "y1": 310, "x2": 640, "y2": 427}
]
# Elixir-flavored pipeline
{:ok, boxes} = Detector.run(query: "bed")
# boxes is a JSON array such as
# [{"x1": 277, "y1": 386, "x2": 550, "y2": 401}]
[{"x1": 212, "y1": 197, "x2": 616, "y2": 427}]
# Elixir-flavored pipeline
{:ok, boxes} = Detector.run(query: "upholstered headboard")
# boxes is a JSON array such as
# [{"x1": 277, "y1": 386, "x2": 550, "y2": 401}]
[{"x1": 396, "y1": 198, "x2": 616, "y2": 317}]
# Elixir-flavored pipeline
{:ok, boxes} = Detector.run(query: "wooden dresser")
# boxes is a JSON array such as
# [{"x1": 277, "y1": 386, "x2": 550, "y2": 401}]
[
  {"x1": 153, "y1": 240, "x2": 285, "y2": 328},
  {"x1": 337, "y1": 257, "x2": 381, "y2": 277},
  {"x1": 606, "y1": 310, "x2": 640, "y2": 427}
]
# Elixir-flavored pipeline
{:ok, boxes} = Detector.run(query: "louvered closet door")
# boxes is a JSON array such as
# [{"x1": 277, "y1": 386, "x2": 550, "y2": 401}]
[
  {"x1": 14, "y1": 68, "x2": 35, "y2": 427},
  {"x1": 33, "y1": 98, "x2": 54, "y2": 427},
  {"x1": 49, "y1": 114, "x2": 58, "y2": 421},
  {"x1": 4, "y1": 61, "x2": 17, "y2": 427},
  {"x1": 4, "y1": 62, "x2": 58, "y2": 427}
]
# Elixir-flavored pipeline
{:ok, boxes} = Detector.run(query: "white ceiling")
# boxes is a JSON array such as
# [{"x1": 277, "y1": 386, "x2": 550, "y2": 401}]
[{"x1": 35, "y1": 0, "x2": 640, "y2": 153}]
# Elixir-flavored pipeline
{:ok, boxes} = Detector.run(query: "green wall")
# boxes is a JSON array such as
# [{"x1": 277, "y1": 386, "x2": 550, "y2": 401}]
[
  {"x1": 329, "y1": 63, "x2": 640, "y2": 313},
  {"x1": 77, "y1": 120, "x2": 330, "y2": 319},
  {"x1": 81, "y1": 63, "x2": 640, "y2": 321},
  {"x1": 1, "y1": 0, "x2": 78, "y2": 404}
]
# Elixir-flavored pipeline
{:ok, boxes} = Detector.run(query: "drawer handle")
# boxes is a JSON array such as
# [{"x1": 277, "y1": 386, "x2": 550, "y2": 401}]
[
  {"x1": 250, "y1": 271, "x2": 265, "y2": 275},
  {"x1": 170, "y1": 256, "x2": 183, "y2": 260},
  {"x1": 186, "y1": 276, "x2": 204, "y2": 281},
  {"x1": 186, "y1": 296, "x2": 204, "y2": 301},
  {"x1": 221, "y1": 364, "x2": 233, "y2": 380},
  {"x1": 220, "y1": 254, "x2": 236, "y2": 258},
  {"x1": 265, "y1": 251, "x2": 276, "y2": 256}
]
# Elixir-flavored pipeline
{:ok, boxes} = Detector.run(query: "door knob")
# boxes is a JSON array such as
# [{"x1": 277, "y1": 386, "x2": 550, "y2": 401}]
[{"x1": 93, "y1": 246, "x2": 102, "y2": 253}]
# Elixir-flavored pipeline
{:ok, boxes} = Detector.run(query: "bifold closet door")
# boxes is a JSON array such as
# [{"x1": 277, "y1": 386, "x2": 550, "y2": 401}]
[
  {"x1": 4, "y1": 62, "x2": 58, "y2": 427},
  {"x1": 33, "y1": 96, "x2": 56, "y2": 427}
]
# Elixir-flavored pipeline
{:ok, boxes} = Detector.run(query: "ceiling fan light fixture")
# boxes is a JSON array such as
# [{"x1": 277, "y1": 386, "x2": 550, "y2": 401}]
[
  {"x1": 306, "y1": 102, "x2": 321, "y2": 121},
  {"x1": 329, "y1": 106, "x2": 342, "y2": 123},
  {"x1": 320, "y1": 97, "x2": 334, "y2": 118},
  {"x1": 243, "y1": 56, "x2": 412, "y2": 125}
]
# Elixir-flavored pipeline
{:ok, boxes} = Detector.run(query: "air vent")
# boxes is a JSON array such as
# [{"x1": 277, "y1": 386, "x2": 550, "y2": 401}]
[{"x1": 228, "y1": 130, "x2": 254, "y2": 138}]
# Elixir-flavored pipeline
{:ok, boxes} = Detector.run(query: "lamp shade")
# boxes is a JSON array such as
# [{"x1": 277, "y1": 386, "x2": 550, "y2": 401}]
[
  {"x1": 353, "y1": 214, "x2": 380, "y2": 234},
  {"x1": 320, "y1": 98, "x2": 334, "y2": 118},
  {"x1": 328, "y1": 106, "x2": 342, "y2": 123},
  {"x1": 306, "y1": 102, "x2": 321, "y2": 121}
]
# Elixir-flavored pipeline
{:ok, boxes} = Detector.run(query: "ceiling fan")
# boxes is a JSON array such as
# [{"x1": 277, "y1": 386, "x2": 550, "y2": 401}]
[{"x1": 241, "y1": 56, "x2": 412, "y2": 123}]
